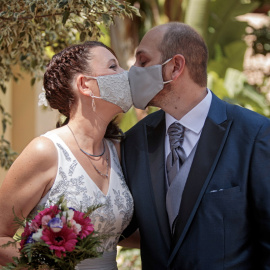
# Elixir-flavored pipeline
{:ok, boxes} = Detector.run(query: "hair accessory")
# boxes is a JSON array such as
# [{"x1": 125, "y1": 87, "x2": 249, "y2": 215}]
[{"x1": 38, "y1": 87, "x2": 48, "y2": 107}]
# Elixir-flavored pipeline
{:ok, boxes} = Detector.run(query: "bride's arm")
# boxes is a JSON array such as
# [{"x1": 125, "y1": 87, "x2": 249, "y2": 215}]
[
  {"x1": 0, "y1": 137, "x2": 57, "y2": 266},
  {"x1": 118, "y1": 229, "x2": 140, "y2": 249}
]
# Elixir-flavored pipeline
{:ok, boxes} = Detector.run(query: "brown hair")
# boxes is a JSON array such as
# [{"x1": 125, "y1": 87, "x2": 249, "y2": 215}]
[
  {"x1": 158, "y1": 22, "x2": 208, "y2": 87},
  {"x1": 43, "y1": 41, "x2": 123, "y2": 139}
]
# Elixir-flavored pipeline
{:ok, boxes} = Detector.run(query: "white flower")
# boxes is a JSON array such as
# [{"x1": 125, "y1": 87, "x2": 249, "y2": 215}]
[
  {"x1": 32, "y1": 228, "x2": 43, "y2": 242},
  {"x1": 67, "y1": 209, "x2": 74, "y2": 221},
  {"x1": 72, "y1": 221, "x2": 82, "y2": 234},
  {"x1": 62, "y1": 209, "x2": 75, "y2": 221},
  {"x1": 38, "y1": 87, "x2": 48, "y2": 107}
]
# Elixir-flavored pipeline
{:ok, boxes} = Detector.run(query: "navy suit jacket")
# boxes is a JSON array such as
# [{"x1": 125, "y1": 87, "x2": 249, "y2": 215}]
[{"x1": 121, "y1": 93, "x2": 270, "y2": 269}]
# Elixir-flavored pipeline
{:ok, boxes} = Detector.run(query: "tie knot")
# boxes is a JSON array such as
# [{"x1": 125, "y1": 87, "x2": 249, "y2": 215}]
[{"x1": 167, "y1": 122, "x2": 185, "y2": 150}]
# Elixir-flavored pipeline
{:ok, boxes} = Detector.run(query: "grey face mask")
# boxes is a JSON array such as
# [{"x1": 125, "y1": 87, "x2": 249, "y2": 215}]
[
  {"x1": 85, "y1": 70, "x2": 132, "y2": 113},
  {"x1": 128, "y1": 58, "x2": 172, "y2": 110}
]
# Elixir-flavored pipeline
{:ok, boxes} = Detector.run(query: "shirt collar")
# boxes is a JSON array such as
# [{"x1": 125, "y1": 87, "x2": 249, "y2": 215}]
[{"x1": 166, "y1": 88, "x2": 212, "y2": 134}]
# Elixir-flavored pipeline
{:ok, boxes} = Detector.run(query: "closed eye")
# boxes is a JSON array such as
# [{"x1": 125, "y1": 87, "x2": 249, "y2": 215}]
[
  {"x1": 140, "y1": 62, "x2": 146, "y2": 67},
  {"x1": 139, "y1": 57, "x2": 149, "y2": 67},
  {"x1": 136, "y1": 52, "x2": 149, "y2": 67},
  {"x1": 109, "y1": 64, "x2": 117, "y2": 69}
]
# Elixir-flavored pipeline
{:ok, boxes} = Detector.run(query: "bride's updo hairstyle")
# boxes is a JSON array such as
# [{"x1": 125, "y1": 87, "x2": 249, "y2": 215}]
[{"x1": 43, "y1": 41, "x2": 123, "y2": 139}]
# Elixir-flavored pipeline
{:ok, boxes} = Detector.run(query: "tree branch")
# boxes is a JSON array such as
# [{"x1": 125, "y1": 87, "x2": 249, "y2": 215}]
[{"x1": 0, "y1": 12, "x2": 66, "y2": 21}]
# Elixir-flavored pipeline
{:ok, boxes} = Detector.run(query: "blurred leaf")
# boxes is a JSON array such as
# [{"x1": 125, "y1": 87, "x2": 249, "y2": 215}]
[
  {"x1": 62, "y1": 10, "x2": 70, "y2": 25},
  {"x1": 207, "y1": 0, "x2": 260, "y2": 59},
  {"x1": 58, "y1": 0, "x2": 68, "y2": 9},
  {"x1": 208, "y1": 40, "x2": 247, "y2": 77},
  {"x1": 184, "y1": 0, "x2": 210, "y2": 39},
  {"x1": 224, "y1": 68, "x2": 246, "y2": 97},
  {"x1": 0, "y1": 84, "x2": 6, "y2": 94},
  {"x1": 30, "y1": 3, "x2": 36, "y2": 14},
  {"x1": 80, "y1": 31, "x2": 86, "y2": 42},
  {"x1": 224, "y1": 41, "x2": 246, "y2": 71},
  {"x1": 207, "y1": 71, "x2": 228, "y2": 99},
  {"x1": 224, "y1": 68, "x2": 270, "y2": 116},
  {"x1": 119, "y1": 107, "x2": 138, "y2": 132},
  {"x1": 31, "y1": 77, "x2": 36, "y2": 86},
  {"x1": 0, "y1": 99, "x2": 17, "y2": 169},
  {"x1": 102, "y1": 14, "x2": 111, "y2": 24}
]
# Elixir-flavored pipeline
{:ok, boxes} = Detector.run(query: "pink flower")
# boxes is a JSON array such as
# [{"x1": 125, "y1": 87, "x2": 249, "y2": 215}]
[
  {"x1": 41, "y1": 215, "x2": 52, "y2": 227},
  {"x1": 41, "y1": 225, "x2": 77, "y2": 257},
  {"x1": 70, "y1": 221, "x2": 82, "y2": 235},
  {"x1": 73, "y1": 211, "x2": 94, "y2": 239},
  {"x1": 61, "y1": 215, "x2": 67, "y2": 225},
  {"x1": 29, "y1": 220, "x2": 39, "y2": 232},
  {"x1": 20, "y1": 223, "x2": 32, "y2": 250},
  {"x1": 33, "y1": 205, "x2": 60, "y2": 226}
]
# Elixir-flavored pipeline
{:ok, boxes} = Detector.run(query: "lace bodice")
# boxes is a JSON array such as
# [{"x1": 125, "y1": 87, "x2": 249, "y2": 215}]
[{"x1": 32, "y1": 131, "x2": 133, "y2": 268}]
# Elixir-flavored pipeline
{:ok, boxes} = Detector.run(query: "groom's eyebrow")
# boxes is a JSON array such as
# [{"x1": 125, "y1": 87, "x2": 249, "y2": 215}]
[
  {"x1": 135, "y1": 50, "x2": 146, "y2": 57},
  {"x1": 135, "y1": 50, "x2": 151, "y2": 60},
  {"x1": 135, "y1": 51, "x2": 142, "y2": 57}
]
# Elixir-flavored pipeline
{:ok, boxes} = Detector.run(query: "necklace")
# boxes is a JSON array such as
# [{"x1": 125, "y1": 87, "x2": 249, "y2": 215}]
[
  {"x1": 67, "y1": 125, "x2": 109, "y2": 178},
  {"x1": 67, "y1": 125, "x2": 105, "y2": 157},
  {"x1": 87, "y1": 155, "x2": 109, "y2": 178}
]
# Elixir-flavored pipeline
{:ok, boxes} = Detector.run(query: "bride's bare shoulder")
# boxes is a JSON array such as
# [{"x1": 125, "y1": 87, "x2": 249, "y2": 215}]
[{"x1": 10, "y1": 135, "x2": 58, "y2": 175}]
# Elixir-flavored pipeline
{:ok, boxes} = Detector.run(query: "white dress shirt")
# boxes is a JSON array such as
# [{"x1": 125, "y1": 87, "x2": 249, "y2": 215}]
[{"x1": 165, "y1": 89, "x2": 212, "y2": 160}]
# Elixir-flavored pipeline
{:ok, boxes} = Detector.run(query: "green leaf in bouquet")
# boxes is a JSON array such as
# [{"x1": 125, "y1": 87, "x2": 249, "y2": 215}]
[{"x1": 83, "y1": 204, "x2": 104, "y2": 218}]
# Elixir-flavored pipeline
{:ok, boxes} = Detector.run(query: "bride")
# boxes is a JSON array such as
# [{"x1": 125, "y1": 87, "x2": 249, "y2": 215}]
[{"x1": 0, "y1": 41, "x2": 136, "y2": 269}]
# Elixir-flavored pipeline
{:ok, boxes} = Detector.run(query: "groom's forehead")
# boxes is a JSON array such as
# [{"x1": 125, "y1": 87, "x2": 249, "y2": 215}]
[
  {"x1": 136, "y1": 39, "x2": 161, "y2": 58},
  {"x1": 137, "y1": 27, "x2": 167, "y2": 52},
  {"x1": 135, "y1": 48, "x2": 161, "y2": 63},
  {"x1": 140, "y1": 29, "x2": 163, "y2": 46}
]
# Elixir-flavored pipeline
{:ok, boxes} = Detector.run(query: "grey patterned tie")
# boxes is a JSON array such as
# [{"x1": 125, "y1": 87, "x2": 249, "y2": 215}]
[{"x1": 166, "y1": 122, "x2": 187, "y2": 185}]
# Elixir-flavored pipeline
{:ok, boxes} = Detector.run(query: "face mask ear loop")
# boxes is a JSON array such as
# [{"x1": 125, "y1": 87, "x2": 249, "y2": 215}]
[
  {"x1": 162, "y1": 57, "x2": 173, "y2": 66},
  {"x1": 89, "y1": 91, "x2": 102, "y2": 99},
  {"x1": 162, "y1": 58, "x2": 173, "y2": 84},
  {"x1": 163, "y1": 79, "x2": 173, "y2": 85},
  {"x1": 85, "y1": 76, "x2": 103, "y2": 100}
]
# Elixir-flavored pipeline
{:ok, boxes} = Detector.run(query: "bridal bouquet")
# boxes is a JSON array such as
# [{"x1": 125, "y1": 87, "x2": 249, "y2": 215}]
[{"x1": 2, "y1": 196, "x2": 104, "y2": 270}]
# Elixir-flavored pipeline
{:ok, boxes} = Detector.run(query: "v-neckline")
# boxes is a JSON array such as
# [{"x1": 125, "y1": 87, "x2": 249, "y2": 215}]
[{"x1": 51, "y1": 133, "x2": 113, "y2": 197}]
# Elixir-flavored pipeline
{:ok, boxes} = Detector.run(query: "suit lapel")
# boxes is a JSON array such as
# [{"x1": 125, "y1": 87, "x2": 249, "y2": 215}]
[
  {"x1": 146, "y1": 110, "x2": 171, "y2": 248},
  {"x1": 168, "y1": 94, "x2": 232, "y2": 265}
]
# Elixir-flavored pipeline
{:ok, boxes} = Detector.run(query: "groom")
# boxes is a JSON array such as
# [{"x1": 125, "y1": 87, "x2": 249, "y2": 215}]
[{"x1": 121, "y1": 22, "x2": 270, "y2": 269}]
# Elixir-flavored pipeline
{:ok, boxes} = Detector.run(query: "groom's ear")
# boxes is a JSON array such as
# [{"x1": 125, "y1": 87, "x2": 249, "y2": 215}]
[{"x1": 171, "y1": 54, "x2": 185, "y2": 80}]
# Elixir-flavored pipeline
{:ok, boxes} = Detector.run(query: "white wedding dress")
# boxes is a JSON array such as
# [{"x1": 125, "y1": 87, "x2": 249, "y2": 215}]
[{"x1": 32, "y1": 131, "x2": 134, "y2": 270}]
